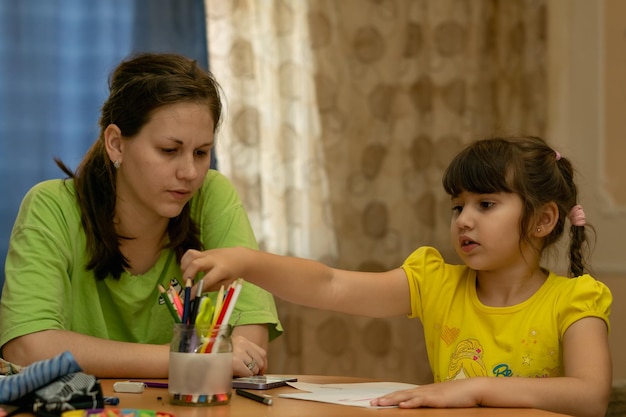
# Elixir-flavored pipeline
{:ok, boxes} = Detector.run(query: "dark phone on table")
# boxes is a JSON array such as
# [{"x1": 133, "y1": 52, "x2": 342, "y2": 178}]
[{"x1": 232, "y1": 375, "x2": 297, "y2": 390}]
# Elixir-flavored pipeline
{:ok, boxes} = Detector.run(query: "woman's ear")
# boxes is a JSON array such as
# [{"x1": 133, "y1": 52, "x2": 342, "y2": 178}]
[
  {"x1": 104, "y1": 124, "x2": 123, "y2": 164},
  {"x1": 533, "y1": 201, "x2": 559, "y2": 237}
]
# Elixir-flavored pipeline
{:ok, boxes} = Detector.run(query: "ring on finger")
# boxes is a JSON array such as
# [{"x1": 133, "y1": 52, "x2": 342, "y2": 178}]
[{"x1": 246, "y1": 359, "x2": 256, "y2": 371}]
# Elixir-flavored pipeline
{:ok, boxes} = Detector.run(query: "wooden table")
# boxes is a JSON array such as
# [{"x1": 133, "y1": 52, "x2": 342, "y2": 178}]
[{"x1": 90, "y1": 375, "x2": 571, "y2": 417}]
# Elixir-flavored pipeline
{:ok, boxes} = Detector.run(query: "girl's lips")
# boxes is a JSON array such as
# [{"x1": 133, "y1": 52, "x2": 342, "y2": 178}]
[
  {"x1": 459, "y1": 236, "x2": 479, "y2": 253},
  {"x1": 460, "y1": 242, "x2": 479, "y2": 253}
]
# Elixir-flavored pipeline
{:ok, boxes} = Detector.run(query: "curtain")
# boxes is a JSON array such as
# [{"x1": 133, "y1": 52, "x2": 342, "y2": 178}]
[
  {"x1": 0, "y1": 0, "x2": 208, "y2": 294},
  {"x1": 205, "y1": 0, "x2": 338, "y2": 262}
]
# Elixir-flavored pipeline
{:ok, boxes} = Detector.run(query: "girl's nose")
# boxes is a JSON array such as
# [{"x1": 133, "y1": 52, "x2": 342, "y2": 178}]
[{"x1": 454, "y1": 209, "x2": 473, "y2": 230}]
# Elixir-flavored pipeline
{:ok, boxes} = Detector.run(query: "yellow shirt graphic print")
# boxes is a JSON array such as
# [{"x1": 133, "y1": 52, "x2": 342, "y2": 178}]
[{"x1": 448, "y1": 339, "x2": 488, "y2": 380}]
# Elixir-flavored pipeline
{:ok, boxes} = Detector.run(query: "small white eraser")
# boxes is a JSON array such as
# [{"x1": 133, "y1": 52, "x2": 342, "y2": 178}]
[{"x1": 113, "y1": 381, "x2": 145, "y2": 393}]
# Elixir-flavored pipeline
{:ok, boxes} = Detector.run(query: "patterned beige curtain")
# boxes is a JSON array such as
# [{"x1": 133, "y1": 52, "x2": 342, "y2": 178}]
[
  {"x1": 205, "y1": 0, "x2": 338, "y2": 262},
  {"x1": 206, "y1": 0, "x2": 546, "y2": 383}
]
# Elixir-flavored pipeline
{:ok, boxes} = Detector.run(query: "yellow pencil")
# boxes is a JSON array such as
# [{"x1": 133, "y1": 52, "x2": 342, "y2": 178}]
[{"x1": 211, "y1": 285, "x2": 225, "y2": 326}]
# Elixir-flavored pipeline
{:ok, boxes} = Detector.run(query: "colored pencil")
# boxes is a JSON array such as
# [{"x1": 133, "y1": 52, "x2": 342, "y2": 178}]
[
  {"x1": 182, "y1": 278, "x2": 192, "y2": 324},
  {"x1": 158, "y1": 284, "x2": 181, "y2": 323},
  {"x1": 189, "y1": 279, "x2": 203, "y2": 325},
  {"x1": 169, "y1": 285, "x2": 184, "y2": 318}
]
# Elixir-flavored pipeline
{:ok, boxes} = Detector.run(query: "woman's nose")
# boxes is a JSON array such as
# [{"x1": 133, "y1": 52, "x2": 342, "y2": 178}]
[{"x1": 177, "y1": 155, "x2": 198, "y2": 179}]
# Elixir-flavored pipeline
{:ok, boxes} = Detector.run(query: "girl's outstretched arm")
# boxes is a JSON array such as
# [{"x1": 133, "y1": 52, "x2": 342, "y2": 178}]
[
  {"x1": 371, "y1": 316, "x2": 611, "y2": 417},
  {"x1": 180, "y1": 247, "x2": 412, "y2": 318}
]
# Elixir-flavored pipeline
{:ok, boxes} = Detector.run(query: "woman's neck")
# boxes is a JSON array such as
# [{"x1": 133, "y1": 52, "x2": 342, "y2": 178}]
[{"x1": 114, "y1": 209, "x2": 169, "y2": 276}]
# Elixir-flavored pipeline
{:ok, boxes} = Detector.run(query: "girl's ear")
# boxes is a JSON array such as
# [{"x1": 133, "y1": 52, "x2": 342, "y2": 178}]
[
  {"x1": 534, "y1": 201, "x2": 559, "y2": 237},
  {"x1": 104, "y1": 124, "x2": 123, "y2": 164}
]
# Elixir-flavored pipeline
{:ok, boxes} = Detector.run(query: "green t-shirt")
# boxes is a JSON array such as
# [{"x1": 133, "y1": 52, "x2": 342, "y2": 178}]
[{"x1": 0, "y1": 170, "x2": 282, "y2": 349}]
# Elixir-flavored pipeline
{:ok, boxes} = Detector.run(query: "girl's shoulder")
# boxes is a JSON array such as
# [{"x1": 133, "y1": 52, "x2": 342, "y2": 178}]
[
  {"x1": 403, "y1": 246, "x2": 464, "y2": 267},
  {"x1": 547, "y1": 272, "x2": 612, "y2": 298},
  {"x1": 402, "y1": 246, "x2": 469, "y2": 280},
  {"x1": 544, "y1": 272, "x2": 612, "y2": 329}
]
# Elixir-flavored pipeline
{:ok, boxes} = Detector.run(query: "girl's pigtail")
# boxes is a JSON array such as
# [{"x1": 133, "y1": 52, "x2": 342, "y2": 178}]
[{"x1": 567, "y1": 205, "x2": 590, "y2": 277}]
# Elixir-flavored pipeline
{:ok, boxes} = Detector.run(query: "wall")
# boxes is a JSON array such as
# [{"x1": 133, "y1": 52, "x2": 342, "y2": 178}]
[
  {"x1": 547, "y1": 0, "x2": 626, "y2": 380},
  {"x1": 602, "y1": 0, "x2": 626, "y2": 381}
]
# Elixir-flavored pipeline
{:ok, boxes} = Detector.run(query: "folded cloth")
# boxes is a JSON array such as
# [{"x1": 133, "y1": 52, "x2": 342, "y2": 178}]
[
  {"x1": 0, "y1": 358, "x2": 22, "y2": 375},
  {"x1": 0, "y1": 351, "x2": 81, "y2": 403},
  {"x1": 21, "y1": 372, "x2": 103, "y2": 417}
]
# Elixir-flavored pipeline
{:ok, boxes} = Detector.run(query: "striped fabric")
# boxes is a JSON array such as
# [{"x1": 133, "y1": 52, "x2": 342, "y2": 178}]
[{"x1": 0, "y1": 351, "x2": 81, "y2": 403}]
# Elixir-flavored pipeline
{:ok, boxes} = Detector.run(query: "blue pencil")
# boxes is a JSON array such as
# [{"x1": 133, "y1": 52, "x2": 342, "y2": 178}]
[{"x1": 189, "y1": 278, "x2": 203, "y2": 324}]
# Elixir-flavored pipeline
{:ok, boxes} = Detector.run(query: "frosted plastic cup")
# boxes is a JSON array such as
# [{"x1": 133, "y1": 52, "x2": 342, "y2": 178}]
[{"x1": 168, "y1": 324, "x2": 233, "y2": 406}]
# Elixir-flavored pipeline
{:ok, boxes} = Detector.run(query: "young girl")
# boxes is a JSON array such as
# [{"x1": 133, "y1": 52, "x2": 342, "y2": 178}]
[{"x1": 181, "y1": 136, "x2": 612, "y2": 417}]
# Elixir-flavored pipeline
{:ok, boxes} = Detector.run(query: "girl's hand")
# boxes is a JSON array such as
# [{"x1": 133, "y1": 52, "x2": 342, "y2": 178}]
[
  {"x1": 370, "y1": 379, "x2": 482, "y2": 409},
  {"x1": 181, "y1": 247, "x2": 249, "y2": 292}
]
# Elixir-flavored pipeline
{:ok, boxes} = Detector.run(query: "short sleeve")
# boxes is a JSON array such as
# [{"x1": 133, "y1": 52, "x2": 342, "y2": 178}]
[
  {"x1": 558, "y1": 274, "x2": 612, "y2": 335},
  {"x1": 401, "y1": 246, "x2": 448, "y2": 320}
]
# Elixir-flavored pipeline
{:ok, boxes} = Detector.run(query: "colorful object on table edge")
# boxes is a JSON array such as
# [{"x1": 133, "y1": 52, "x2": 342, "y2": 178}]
[
  {"x1": 170, "y1": 392, "x2": 231, "y2": 405},
  {"x1": 61, "y1": 409, "x2": 175, "y2": 417}
]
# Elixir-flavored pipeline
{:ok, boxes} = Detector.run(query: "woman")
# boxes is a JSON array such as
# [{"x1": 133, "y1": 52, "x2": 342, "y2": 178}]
[{"x1": 0, "y1": 53, "x2": 282, "y2": 378}]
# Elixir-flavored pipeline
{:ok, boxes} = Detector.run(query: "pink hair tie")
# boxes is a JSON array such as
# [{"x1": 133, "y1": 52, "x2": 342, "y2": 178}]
[
  {"x1": 569, "y1": 204, "x2": 586, "y2": 226},
  {"x1": 555, "y1": 151, "x2": 561, "y2": 161}
]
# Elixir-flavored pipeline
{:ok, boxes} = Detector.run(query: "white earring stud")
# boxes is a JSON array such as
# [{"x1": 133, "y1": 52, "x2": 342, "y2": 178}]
[{"x1": 113, "y1": 160, "x2": 121, "y2": 169}]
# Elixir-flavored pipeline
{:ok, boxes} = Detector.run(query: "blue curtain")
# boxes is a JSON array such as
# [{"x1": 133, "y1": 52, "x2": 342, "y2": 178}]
[{"x1": 0, "y1": 0, "x2": 208, "y2": 295}]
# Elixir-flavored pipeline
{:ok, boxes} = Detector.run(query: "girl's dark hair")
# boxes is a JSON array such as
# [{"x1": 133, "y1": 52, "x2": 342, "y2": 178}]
[
  {"x1": 55, "y1": 52, "x2": 223, "y2": 280},
  {"x1": 442, "y1": 136, "x2": 593, "y2": 277}
]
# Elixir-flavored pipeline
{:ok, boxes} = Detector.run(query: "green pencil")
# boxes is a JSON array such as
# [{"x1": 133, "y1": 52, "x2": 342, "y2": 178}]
[{"x1": 158, "y1": 284, "x2": 182, "y2": 323}]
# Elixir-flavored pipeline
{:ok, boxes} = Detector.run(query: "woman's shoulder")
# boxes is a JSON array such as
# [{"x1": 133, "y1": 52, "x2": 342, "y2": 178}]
[
  {"x1": 12, "y1": 178, "x2": 81, "y2": 237},
  {"x1": 192, "y1": 170, "x2": 243, "y2": 209},
  {"x1": 195, "y1": 170, "x2": 239, "y2": 198},
  {"x1": 20, "y1": 178, "x2": 76, "y2": 209},
  {"x1": 200, "y1": 169, "x2": 233, "y2": 188}
]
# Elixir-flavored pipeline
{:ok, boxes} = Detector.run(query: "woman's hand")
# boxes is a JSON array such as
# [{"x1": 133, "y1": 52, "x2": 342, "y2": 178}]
[{"x1": 231, "y1": 335, "x2": 268, "y2": 376}]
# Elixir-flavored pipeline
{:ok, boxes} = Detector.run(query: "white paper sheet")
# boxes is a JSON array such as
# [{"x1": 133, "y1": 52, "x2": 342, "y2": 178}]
[{"x1": 279, "y1": 381, "x2": 419, "y2": 408}]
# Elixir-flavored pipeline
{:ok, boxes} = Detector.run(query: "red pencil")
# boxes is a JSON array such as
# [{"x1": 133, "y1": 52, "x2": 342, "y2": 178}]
[
  {"x1": 214, "y1": 285, "x2": 235, "y2": 327},
  {"x1": 168, "y1": 286, "x2": 184, "y2": 318}
]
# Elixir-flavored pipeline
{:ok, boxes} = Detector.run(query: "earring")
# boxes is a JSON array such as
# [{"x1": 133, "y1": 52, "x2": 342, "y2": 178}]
[
  {"x1": 113, "y1": 160, "x2": 121, "y2": 169},
  {"x1": 536, "y1": 227, "x2": 541, "y2": 233}
]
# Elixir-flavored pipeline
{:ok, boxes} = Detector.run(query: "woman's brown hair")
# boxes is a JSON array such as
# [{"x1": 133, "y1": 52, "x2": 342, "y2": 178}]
[{"x1": 56, "y1": 52, "x2": 223, "y2": 279}]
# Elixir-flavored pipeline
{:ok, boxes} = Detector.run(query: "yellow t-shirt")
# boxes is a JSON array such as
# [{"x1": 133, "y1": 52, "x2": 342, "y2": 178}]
[{"x1": 402, "y1": 246, "x2": 612, "y2": 382}]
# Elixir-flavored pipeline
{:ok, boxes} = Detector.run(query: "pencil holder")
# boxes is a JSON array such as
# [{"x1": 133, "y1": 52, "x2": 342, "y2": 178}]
[{"x1": 168, "y1": 323, "x2": 233, "y2": 406}]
